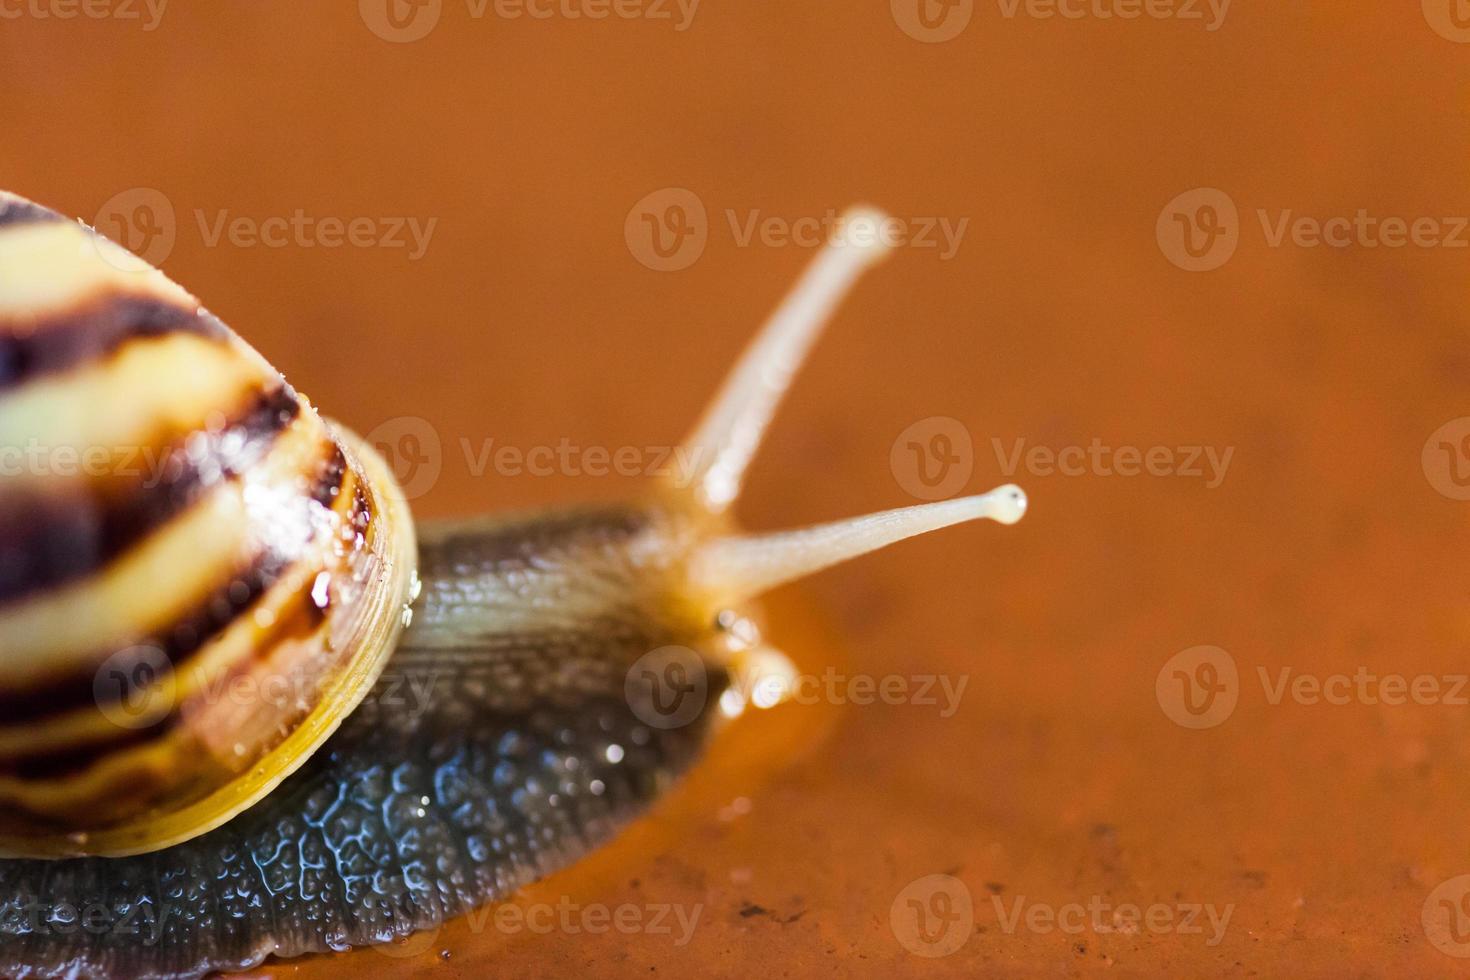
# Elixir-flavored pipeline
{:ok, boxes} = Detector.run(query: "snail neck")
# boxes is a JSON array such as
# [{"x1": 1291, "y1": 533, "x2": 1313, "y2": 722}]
[{"x1": 401, "y1": 503, "x2": 706, "y2": 650}]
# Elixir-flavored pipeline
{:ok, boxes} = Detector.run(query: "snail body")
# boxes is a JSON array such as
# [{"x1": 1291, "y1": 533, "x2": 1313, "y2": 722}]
[{"x1": 0, "y1": 192, "x2": 1025, "y2": 978}]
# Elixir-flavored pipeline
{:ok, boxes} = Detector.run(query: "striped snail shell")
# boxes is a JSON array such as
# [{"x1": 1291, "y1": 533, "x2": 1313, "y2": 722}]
[
  {"x1": 0, "y1": 190, "x2": 1025, "y2": 979},
  {"x1": 0, "y1": 192, "x2": 418, "y2": 857}
]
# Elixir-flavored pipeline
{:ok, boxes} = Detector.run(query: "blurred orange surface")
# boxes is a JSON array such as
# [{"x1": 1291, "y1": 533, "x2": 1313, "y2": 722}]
[{"x1": 6, "y1": 2, "x2": 1470, "y2": 976}]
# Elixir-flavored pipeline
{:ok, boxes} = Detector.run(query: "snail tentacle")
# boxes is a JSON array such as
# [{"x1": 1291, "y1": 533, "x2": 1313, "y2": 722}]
[
  {"x1": 677, "y1": 205, "x2": 894, "y2": 513},
  {"x1": 689, "y1": 485, "x2": 1029, "y2": 604}
]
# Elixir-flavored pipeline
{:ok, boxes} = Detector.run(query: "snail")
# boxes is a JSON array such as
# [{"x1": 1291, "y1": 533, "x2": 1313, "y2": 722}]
[{"x1": 0, "y1": 190, "x2": 1026, "y2": 979}]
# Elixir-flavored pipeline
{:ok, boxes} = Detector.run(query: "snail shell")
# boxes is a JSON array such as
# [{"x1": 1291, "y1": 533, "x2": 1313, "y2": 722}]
[
  {"x1": 0, "y1": 191, "x2": 1024, "y2": 978},
  {"x1": 0, "y1": 194, "x2": 417, "y2": 857}
]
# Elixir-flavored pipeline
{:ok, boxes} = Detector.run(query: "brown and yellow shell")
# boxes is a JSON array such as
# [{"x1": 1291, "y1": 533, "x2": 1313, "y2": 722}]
[{"x1": 0, "y1": 193, "x2": 418, "y2": 857}]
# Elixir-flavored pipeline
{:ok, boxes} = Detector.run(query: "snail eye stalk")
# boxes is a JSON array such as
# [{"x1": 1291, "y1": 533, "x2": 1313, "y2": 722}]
[
  {"x1": 678, "y1": 206, "x2": 896, "y2": 513},
  {"x1": 673, "y1": 205, "x2": 1027, "y2": 601},
  {"x1": 691, "y1": 485, "x2": 1028, "y2": 604}
]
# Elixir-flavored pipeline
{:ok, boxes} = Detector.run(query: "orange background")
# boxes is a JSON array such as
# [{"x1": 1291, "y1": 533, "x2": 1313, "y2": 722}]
[{"x1": 5, "y1": 2, "x2": 1470, "y2": 976}]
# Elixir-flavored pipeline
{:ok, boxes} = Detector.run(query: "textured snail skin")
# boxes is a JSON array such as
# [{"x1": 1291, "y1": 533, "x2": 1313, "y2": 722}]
[{"x1": 0, "y1": 504, "x2": 735, "y2": 980}]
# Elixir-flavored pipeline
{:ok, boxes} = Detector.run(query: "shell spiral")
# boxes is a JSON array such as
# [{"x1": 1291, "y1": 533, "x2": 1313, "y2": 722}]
[{"x1": 0, "y1": 194, "x2": 418, "y2": 858}]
